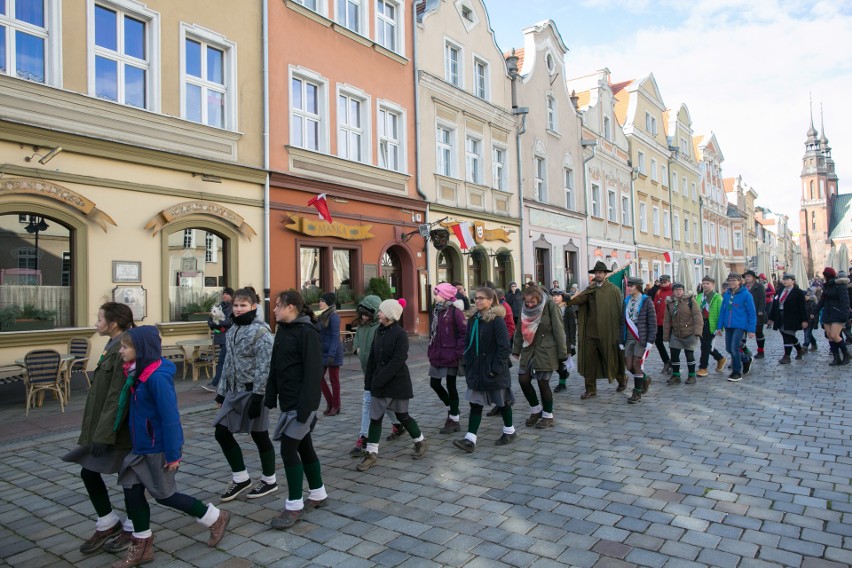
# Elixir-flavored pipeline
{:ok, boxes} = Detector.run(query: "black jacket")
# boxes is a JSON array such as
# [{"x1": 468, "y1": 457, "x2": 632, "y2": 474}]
[
  {"x1": 463, "y1": 305, "x2": 511, "y2": 393},
  {"x1": 816, "y1": 277, "x2": 851, "y2": 324},
  {"x1": 505, "y1": 288, "x2": 523, "y2": 318},
  {"x1": 561, "y1": 304, "x2": 577, "y2": 349},
  {"x1": 265, "y1": 316, "x2": 322, "y2": 422},
  {"x1": 768, "y1": 286, "x2": 808, "y2": 332},
  {"x1": 746, "y1": 281, "x2": 766, "y2": 321},
  {"x1": 365, "y1": 322, "x2": 413, "y2": 399}
]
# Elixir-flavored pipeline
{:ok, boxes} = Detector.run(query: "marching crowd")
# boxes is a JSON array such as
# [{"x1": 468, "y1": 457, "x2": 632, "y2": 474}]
[{"x1": 69, "y1": 263, "x2": 851, "y2": 566}]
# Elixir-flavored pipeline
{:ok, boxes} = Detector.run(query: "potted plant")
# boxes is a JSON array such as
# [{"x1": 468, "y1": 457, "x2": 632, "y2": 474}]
[
  {"x1": 181, "y1": 293, "x2": 220, "y2": 321},
  {"x1": 0, "y1": 304, "x2": 57, "y2": 332},
  {"x1": 336, "y1": 285, "x2": 356, "y2": 310},
  {"x1": 365, "y1": 277, "x2": 394, "y2": 300}
]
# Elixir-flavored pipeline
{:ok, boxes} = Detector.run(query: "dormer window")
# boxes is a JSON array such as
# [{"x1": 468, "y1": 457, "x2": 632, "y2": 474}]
[
  {"x1": 455, "y1": 0, "x2": 478, "y2": 30},
  {"x1": 461, "y1": 6, "x2": 472, "y2": 21}
]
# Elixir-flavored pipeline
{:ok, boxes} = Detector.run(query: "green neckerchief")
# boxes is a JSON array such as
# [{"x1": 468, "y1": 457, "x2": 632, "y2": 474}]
[
  {"x1": 114, "y1": 372, "x2": 135, "y2": 432},
  {"x1": 464, "y1": 314, "x2": 480, "y2": 355}
]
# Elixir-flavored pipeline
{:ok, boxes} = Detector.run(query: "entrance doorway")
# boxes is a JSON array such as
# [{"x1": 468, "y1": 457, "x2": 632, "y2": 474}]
[{"x1": 381, "y1": 249, "x2": 402, "y2": 298}]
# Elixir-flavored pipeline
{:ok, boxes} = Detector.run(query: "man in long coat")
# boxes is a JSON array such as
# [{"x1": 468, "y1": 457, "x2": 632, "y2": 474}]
[{"x1": 567, "y1": 261, "x2": 625, "y2": 399}]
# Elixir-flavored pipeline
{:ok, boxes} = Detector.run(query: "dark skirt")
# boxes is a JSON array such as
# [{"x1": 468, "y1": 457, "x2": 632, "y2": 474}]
[
  {"x1": 212, "y1": 390, "x2": 270, "y2": 433},
  {"x1": 61, "y1": 445, "x2": 129, "y2": 475}
]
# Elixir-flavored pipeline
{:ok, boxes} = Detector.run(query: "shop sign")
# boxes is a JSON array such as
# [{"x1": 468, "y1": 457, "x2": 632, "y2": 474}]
[
  {"x1": 285, "y1": 214, "x2": 374, "y2": 240},
  {"x1": 439, "y1": 220, "x2": 512, "y2": 243},
  {"x1": 529, "y1": 209, "x2": 583, "y2": 234}
]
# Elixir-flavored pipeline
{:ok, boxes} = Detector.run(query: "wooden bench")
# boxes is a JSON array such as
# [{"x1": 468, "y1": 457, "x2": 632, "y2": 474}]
[{"x1": 0, "y1": 364, "x2": 25, "y2": 385}]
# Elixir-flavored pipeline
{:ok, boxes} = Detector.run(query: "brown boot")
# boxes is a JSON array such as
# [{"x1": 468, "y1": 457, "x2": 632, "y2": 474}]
[
  {"x1": 110, "y1": 535, "x2": 154, "y2": 568},
  {"x1": 207, "y1": 510, "x2": 230, "y2": 547},
  {"x1": 795, "y1": 345, "x2": 805, "y2": 360},
  {"x1": 80, "y1": 519, "x2": 122, "y2": 554}
]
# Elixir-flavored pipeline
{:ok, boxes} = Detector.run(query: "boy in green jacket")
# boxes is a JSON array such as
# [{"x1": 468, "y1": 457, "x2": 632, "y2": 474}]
[{"x1": 696, "y1": 276, "x2": 727, "y2": 377}]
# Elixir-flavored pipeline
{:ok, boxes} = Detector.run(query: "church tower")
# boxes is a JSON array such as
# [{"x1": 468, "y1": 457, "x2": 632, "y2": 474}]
[{"x1": 799, "y1": 103, "x2": 837, "y2": 277}]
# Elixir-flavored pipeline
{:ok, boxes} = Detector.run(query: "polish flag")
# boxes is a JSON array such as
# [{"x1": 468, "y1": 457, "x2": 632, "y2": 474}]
[
  {"x1": 307, "y1": 194, "x2": 333, "y2": 224},
  {"x1": 451, "y1": 222, "x2": 476, "y2": 250},
  {"x1": 663, "y1": 251, "x2": 672, "y2": 263}
]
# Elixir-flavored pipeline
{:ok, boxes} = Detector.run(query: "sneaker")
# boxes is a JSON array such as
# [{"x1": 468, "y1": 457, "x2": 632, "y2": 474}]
[
  {"x1": 453, "y1": 438, "x2": 475, "y2": 453},
  {"x1": 641, "y1": 377, "x2": 651, "y2": 394},
  {"x1": 525, "y1": 412, "x2": 542, "y2": 426},
  {"x1": 439, "y1": 416, "x2": 460, "y2": 434},
  {"x1": 685, "y1": 376, "x2": 696, "y2": 385},
  {"x1": 103, "y1": 530, "x2": 133, "y2": 554},
  {"x1": 535, "y1": 417, "x2": 554, "y2": 429},
  {"x1": 627, "y1": 392, "x2": 642, "y2": 404},
  {"x1": 80, "y1": 520, "x2": 123, "y2": 554},
  {"x1": 412, "y1": 440, "x2": 428, "y2": 460},
  {"x1": 303, "y1": 497, "x2": 329, "y2": 512},
  {"x1": 727, "y1": 373, "x2": 742, "y2": 382},
  {"x1": 666, "y1": 375, "x2": 681, "y2": 385},
  {"x1": 201, "y1": 383, "x2": 217, "y2": 393},
  {"x1": 486, "y1": 405, "x2": 502, "y2": 417},
  {"x1": 743, "y1": 357, "x2": 752, "y2": 375},
  {"x1": 554, "y1": 384, "x2": 567, "y2": 393},
  {"x1": 247, "y1": 480, "x2": 278, "y2": 499},
  {"x1": 270, "y1": 509, "x2": 302, "y2": 530},
  {"x1": 220, "y1": 479, "x2": 252, "y2": 502},
  {"x1": 356, "y1": 452, "x2": 378, "y2": 471},
  {"x1": 715, "y1": 357, "x2": 727, "y2": 372},
  {"x1": 349, "y1": 436, "x2": 367, "y2": 458},
  {"x1": 207, "y1": 510, "x2": 230, "y2": 547},
  {"x1": 495, "y1": 432, "x2": 517, "y2": 445},
  {"x1": 696, "y1": 368, "x2": 709, "y2": 377},
  {"x1": 386, "y1": 424, "x2": 404, "y2": 441}
]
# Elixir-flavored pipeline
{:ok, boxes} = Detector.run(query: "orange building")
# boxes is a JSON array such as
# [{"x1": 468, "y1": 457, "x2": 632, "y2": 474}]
[{"x1": 268, "y1": 0, "x2": 428, "y2": 334}]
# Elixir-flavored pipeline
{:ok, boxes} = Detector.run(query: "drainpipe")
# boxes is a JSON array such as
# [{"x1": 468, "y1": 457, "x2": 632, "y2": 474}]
[
  {"x1": 581, "y1": 134, "x2": 597, "y2": 276},
  {"x1": 412, "y1": 6, "x2": 429, "y2": 329},
  {"x1": 667, "y1": 155, "x2": 676, "y2": 276},
  {"x1": 262, "y1": 0, "x2": 271, "y2": 319},
  {"x1": 505, "y1": 52, "x2": 528, "y2": 283}
]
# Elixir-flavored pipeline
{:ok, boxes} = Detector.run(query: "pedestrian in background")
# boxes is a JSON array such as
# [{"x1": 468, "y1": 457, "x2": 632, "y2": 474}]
[
  {"x1": 505, "y1": 281, "x2": 523, "y2": 327},
  {"x1": 717, "y1": 273, "x2": 756, "y2": 382},
  {"x1": 62, "y1": 303, "x2": 137, "y2": 556},
  {"x1": 815, "y1": 267, "x2": 850, "y2": 366},
  {"x1": 743, "y1": 271, "x2": 767, "y2": 359},
  {"x1": 620, "y1": 277, "x2": 656, "y2": 404},
  {"x1": 427, "y1": 283, "x2": 467, "y2": 435},
  {"x1": 663, "y1": 283, "x2": 703, "y2": 385},
  {"x1": 204, "y1": 287, "x2": 234, "y2": 392},
  {"x1": 552, "y1": 290, "x2": 576, "y2": 393},
  {"x1": 318, "y1": 292, "x2": 343, "y2": 416},
  {"x1": 650, "y1": 275, "x2": 673, "y2": 374},
  {"x1": 803, "y1": 289, "x2": 819, "y2": 351},
  {"x1": 695, "y1": 276, "x2": 727, "y2": 377},
  {"x1": 767, "y1": 273, "x2": 808, "y2": 365}
]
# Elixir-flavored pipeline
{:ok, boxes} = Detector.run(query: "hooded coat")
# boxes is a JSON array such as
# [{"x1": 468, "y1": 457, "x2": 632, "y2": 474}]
[
  {"x1": 265, "y1": 315, "x2": 323, "y2": 423},
  {"x1": 427, "y1": 300, "x2": 466, "y2": 369},
  {"x1": 353, "y1": 295, "x2": 382, "y2": 372},
  {"x1": 663, "y1": 291, "x2": 703, "y2": 341},
  {"x1": 568, "y1": 279, "x2": 625, "y2": 381},
  {"x1": 217, "y1": 312, "x2": 273, "y2": 397},
  {"x1": 463, "y1": 304, "x2": 511, "y2": 392},
  {"x1": 365, "y1": 321, "x2": 413, "y2": 399},
  {"x1": 318, "y1": 308, "x2": 343, "y2": 367},
  {"x1": 815, "y1": 277, "x2": 851, "y2": 324},
  {"x1": 512, "y1": 293, "x2": 568, "y2": 372}
]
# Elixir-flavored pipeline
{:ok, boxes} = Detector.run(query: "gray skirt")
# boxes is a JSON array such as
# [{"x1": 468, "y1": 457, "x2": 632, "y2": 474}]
[
  {"x1": 428, "y1": 365, "x2": 457, "y2": 379},
  {"x1": 61, "y1": 445, "x2": 129, "y2": 475},
  {"x1": 520, "y1": 362, "x2": 552, "y2": 382},
  {"x1": 212, "y1": 390, "x2": 270, "y2": 433},
  {"x1": 669, "y1": 335, "x2": 698, "y2": 351},
  {"x1": 272, "y1": 410, "x2": 316, "y2": 441},
  {"x1": 466, "y1": 387, "x2": 514, "y2": 407},
  {"x1": 370, "y1": 397, "x2": 409, "y2": 421},
  {"x1": 117, "y1": 452, "x2": 177, "y2": 500}
]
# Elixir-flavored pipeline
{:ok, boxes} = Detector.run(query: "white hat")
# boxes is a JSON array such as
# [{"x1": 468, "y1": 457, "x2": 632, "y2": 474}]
[{"x1": 378, "y1": 299, "x2": 403, "y2": 322}]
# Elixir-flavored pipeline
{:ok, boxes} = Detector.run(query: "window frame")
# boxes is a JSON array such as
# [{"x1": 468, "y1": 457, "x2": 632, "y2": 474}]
[
  {"x1": 607, "y1": 188, "x2": 616, "y2": 222},
  {"x1": 179, "y1": 23, "x2": 237, "y2": 130},
  {"x1": 663, "y1": 209, "x2": 670, "y2": 238},
  {"x1": 621, "y1": 194, "x2": 631, "y2": 226},
  {"x1": 603, "y1": 115, "x2": 611, "y2": 141},
  {"x1": 639, "y1": 202, "x2": 647, "y2": 232},
  {"x1": 650, "y1": 158, "x2": 657, "y2": 182},
  {"x1": 87, "y1": 0, "x2": 160, "y2": 111},
  {"x1": 336, "y1": 83, "x2": 371, "y2": 164},
  {"x1": 377, "y1": 99, "x2": 405, "y2": 173},
  {"x1": 564, "y1": 167, "x2": 574, "y2": 210},
  {"x1": 637, "y1": 151, "x2": 645, "y2": 175},
  {"x1": 444, "y1": 38, "x2": 462, "y2": 88},
  {"x1": 591, "y1": 183, "x2": 601, "y2": 218},
  {"x1": 289, "y1": 66, "x2": 329, "y2": 152},
  {"x1": 336, "y1": 0, "x2": 366, "y2": 35},
  {"x1": 534, "y1": 156, "x2": 546, "y2": 202},
  {"x1": 492, "y1": 144, "x2": 506, "y2": 191},
  {"x1": 546, "y1": 94, "x2": 557, "y2": 132},
  {"x1": 0, "y1": 0, "x2": 61, "y2": 86},
  {"x1": 436, "y1": 122, "x2": 455, "y2": 177},
  {"x1": 472, "y1": 55, "x2": 488, "y2": 100},
  {"x1": 375, "y1": 0, "x2": 404, "y2": 55},
  {"x1": 465, "y1": 133, "x2": 483, "y2": 185},
  {"x1": 673, "y1": 212, "x2": 680, "y2": 241},
  {"x1": 652, "y1": 205, "x2": 660, "y2": 236},
  {"x1": 684, "y1": 217, "x2": 690, "y2": 243},
  {"x1": 671, "y1": 171, "x2": 678, "y2": 192}
]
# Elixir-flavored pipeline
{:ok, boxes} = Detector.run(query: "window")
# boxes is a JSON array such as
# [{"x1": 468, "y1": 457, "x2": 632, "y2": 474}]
[
  {"x1": 680, "y1": 137, "x2": 689, "y2": 157},
  {"x1": 167, "y1": 225, "x2": 229, "y2": 322},
  {"x1": 546, "y1": 95, "x2": 557, "y2": 131},
  {"x1": 733, "y1": 230, "x2": 742, "y2": 250},
  {"x1": 205, "y1": 231, "x2": 218, "y2": 263},
  {"x1": 378, "y1": 104, "x2": 402, "y2": 172},
  {"x1": 16, "y1": 247, "x2": 36, "y2": 270},
  {"x1": 376, "y1": 0, "x2": 400, "y2": 53},
  {"x1": 564, "y1": 168, "x2": 574, "y2": 210},
  {"x1": 682, "y1": 176, "x2": 687, "y2": 195},
  {"x1": 294, "y1": 0, "x2": 319, "y2": 10},
  {"x1": 661, "y1": 165, "x2": 667, "y2": 186},
  {"x1": 461, "y1": 5, "x2": 473, "y2": 21},
  {"x1": 663, "y1": 209, "x2": 670, "y2": 238},
  {"x1": 673, "y1": 213, "x2": 680, "y2": 241},
  {"x1": 691, "y1": 182, "x2": 697, "y2": 200},
  {"x1": 0, "y1": 0, "x2": 57, "y2": 84},
  {"x1": 91, "y1": 2, "x2": 156, "y2": 109},
  {"x1": 436, "y1": 125, "x2": 454, "y2": 176},
  {"x1": 652, "y1": 206, "x2": 660, "y2": 235},
  {"x1": 336, "y1": 0, "x2": 364, "y2": 34},
  {"x1": 183, "y1": 228, "x2": 195, "y2": 248},
  {"x1": 811, "y1": 211, "x2": 816, "y2": 230},
  {"x1": 534, "y1": 157, "x2": 546, "y2": 201},
  {"x1": 650, "y1": 158, "x2": 657, "y2": 181},
  {"x1": 299, "y1": 247, "x2": 359, "y2": 307},
  {"x1": 637, "y1": 151, "x2": 645, "y2": 175},
  {"x1": 645, "y1": 112, "x2": 656, "y2": 135},
  {"x1": 671, "y1": 171, "x2": 678, "y2": 192},
  {"x1": 291, "y1": 73, "x2": 324, "y2": 151},
  {"x1": 591, "y1": 184, "x2": 601, "y2": 217},
  {"x1": 492, "y1": 146, "x2": 506, "y2": 191},
  {"x1": 444, "y1": 40, "x2": 460, "y2": 87},
  {"x1": 710, "y1": 222, "x2": 716, "y2": 245},
  {"x1": 337, "y1": 90, "x2": 368, "y2": 163},
  {"x1": 465, "y1": 135, "x2": 482, "y2": 184},
  {"x1": 639, "y1": 202, "x2": 647, "y2": 232},
  {"x1": 684, "y1": 217, "x2": 690, "y2": 243},
  {"x1": 607, "y1": 188, "x2": 616, "y2": 222},
  {"x1": 603, "y1": 115, "x2": 611, "y2": 141},
  {"x1": 182, "y1": 25, "x2": 235, "y2": 129},
  {"x1": 703, "y1": 221, "x2": 709, "y2": 245},
  {"x1": 473, "y1": 57, "x2": 488, "y2": 100},
  {"x1": 621, "y1": 195, "x2": 631, "y2": 226}
]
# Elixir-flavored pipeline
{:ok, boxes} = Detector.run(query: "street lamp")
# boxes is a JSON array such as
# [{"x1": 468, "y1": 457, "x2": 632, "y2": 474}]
[{"x1": 24, "y1": 215, "x2": 49, "y2": 272}]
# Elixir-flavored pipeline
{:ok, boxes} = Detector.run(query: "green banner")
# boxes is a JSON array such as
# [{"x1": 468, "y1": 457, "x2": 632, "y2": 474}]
[{"x1": 607, "y1": 265, "x2": 631, "y2": 294}]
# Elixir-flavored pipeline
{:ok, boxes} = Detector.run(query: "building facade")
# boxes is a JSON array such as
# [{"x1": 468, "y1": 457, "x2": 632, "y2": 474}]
[
  {"x1": 695, "y1": 133, "x2": 733, "y2": 274},
  {"x1": 666, "y1": 104, "x2": 702, "y2": 286},
  {"x1": 0, "y1": 0, "x2": 266, "y2": 360}
]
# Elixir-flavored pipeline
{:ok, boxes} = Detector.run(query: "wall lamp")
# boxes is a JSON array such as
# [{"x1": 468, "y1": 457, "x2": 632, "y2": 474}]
[{"x1": 24, "y1": 146, "x2": 63, "y2": 165}]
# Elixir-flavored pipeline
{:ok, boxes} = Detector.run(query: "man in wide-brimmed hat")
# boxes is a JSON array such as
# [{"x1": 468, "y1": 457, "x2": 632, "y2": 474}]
[{"x1": 566, "y1": 261, "x2": 625, "y2": 399}]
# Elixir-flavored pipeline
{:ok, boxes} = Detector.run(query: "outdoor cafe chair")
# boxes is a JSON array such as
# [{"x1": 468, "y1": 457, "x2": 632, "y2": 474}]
[
  {"x1": 24, "y1": 349, "x2": 64, "y2": 416},
  {"x1": 67, "y1": 337, "x2": 92, "y2": 391}
]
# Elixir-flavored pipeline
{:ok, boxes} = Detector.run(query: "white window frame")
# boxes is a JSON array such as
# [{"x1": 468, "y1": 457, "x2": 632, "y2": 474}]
[
  {"x1": 710, "y1": 222, "x2": 716, "y2": 246},
  {"x1": 0, "y1": 0, "x2": 61, "y2": 86},
  {"x1": 293, "y1": 0, "x2": 323, "y2": 14},
  {"x1": 492, "y1": 145, "x2": 506, "y2": 191},
  {"x1": 663, "y1": 209, "x2": 670, "y2": 238},
  {"x1": 637, "y1": 151, "x2": 645, "y2": 175},
  {"x1": 645, "y1": 112, "x2": 656, "y2": 135},
  {"x1": 607, "y1": 188, "x2": 616, "y2": 222},
  {"x1": 472, "y1": 55, "x2": 488, "y2": 100},
  {"x1": 661, "y1": 165, "x2": 667, "y2": 186},
  {"x1": 691, "y1": 182, "x2": 697, "y2": 200},
  {"x1": 591, "y1": 184, "x2": 601, "y2": 218},
  {"x1": 621, "y1": 195, "x2": 631, "y2": 226},
  {"x1": 671, "y1": 171, "x2": 678, "y2": 192},
  {"x1": 336, "y1": 84, "x2": 371, "y2": 163},
  {"x1": 534, "y1": 156, "x2": 546, "y2": 202},
  {"x1": 179, "y1": 23, "x2": 237, "y2": 130},
  {"x1": 693, "y1": 216, "x2": 699, "y2": 243},
  {"x1": 652, "y1": 206, "x2": 660, "y2": 236},
  {"x1": 183, "y1": 228, "x2": 196, "y2": 249},
  {"x1": 336, "y1": 0, "x2": 366, "y2": 35},
  {"x1": 603, "y1": 115, "x2": 611, "y2": 141},
  {"x1": 546, "y1": 95, "x2": 557, "y2": 132},
  {"x1": 684, "y1": 217, "x2": 690, "y2": 243},
  {"x1": 650, "y1": 158, "x2": 658, "y2": 181},
  {"x1": 564, "y1": 168, "x2": 574, "y2": 210},
  {"x1": 703, "y1": 221, "x2": 709, "y2": 245},
  {"x1": 733, "y1": 230, "x2": 743, "y2": 250},
  {"x1": 465, "y1": 134, "x2": 483, "y2": 184},
  {"x1": 639, "y1": 202, "x2": 647, "y2": 232},
  {"x1": 289, "y1": 66, "x2": 329, "y2": 152},
  {"x1": 444, "y1": 38, "x2": 462, "y2": 88},
  {"x1": 436, "y1": 122, "x2": 455, "y2": 177},
  {"x1": 205, "y1": 231, "x2": 218, "y2": 263},
  {"x1": 87, "y1": 0, "x2": 160, "y2": 111},
  {"x1": 673, "y1": 213, "x2": 680, "y2": 241},
  {"x1": 377, "y1": 99, "x2": 405, "y2": 173},
  {"x1": 375, "y1": 0, "x2": 404, "y2": 55},
  {"x1": 680, "y1": 137, "x2": 689, "y2": 157}
]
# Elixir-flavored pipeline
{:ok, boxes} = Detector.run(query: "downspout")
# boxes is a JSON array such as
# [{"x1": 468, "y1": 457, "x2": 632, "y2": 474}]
[
  {"x1": 698, "y1": 195, "x2": 706, "y2": 276},
  {"x1": 582, "y1": 141, "x2": 596, "y2": 277},
  {"x1": 262, "y1": 0, "x2": 271, "y2": 319},
  {"x1": 412, "y1": 6, "x2": 429, "y2": 328},
  {"x1": 667, "y1": 155, "x2": 676, "y2": 275}
]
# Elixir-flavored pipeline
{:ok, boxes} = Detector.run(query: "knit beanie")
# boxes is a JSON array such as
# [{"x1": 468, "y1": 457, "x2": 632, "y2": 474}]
[
  {"x1": 434, "y1": 283, "x2": 457, "y2": 301},
  {"x1": 823, "y1": 267, "x2": 837, "y2": 279},
  {"x1": 378, "y1": 299, "x2": 403, "y2": 321},
  {"x1": 320, "y1": 292, "x2": 336, "y2": 306}
]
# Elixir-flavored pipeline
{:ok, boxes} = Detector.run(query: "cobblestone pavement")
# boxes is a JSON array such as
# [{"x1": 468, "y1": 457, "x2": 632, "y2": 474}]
[{"x1": 1, "y1": 331, "x2": 851, "y2": 568}]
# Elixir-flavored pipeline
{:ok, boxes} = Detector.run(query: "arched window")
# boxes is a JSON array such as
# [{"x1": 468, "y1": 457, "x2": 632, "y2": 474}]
[
  {"x1": 809, "y1": 180, "x2": 814, "y2": 200},
  {"x1": 811, "y1": 211, "x2": 816, "y2": 231}
]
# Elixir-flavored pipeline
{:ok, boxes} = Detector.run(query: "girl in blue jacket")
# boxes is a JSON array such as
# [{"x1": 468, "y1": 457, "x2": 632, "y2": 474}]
[
  {"x1": 716, "y1": 274, "x2": 756, "y2": 382},
  {"x1": 112, "y1": 326, "x2": 230, "y2": 567}
]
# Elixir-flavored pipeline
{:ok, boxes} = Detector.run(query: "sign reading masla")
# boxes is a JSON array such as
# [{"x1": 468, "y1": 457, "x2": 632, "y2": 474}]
[{"x1": 285, "y1": 214, "x2": 374, "y2": 240}]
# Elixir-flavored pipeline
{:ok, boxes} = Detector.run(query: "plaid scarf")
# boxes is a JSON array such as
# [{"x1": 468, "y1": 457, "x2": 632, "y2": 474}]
[{"x1": 520, "y1": 292, "x2": 547, "y2": 348}]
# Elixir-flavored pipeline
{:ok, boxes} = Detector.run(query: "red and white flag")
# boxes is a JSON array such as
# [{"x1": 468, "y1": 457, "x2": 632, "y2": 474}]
[
  {"x1": 451, "y1": 222, "x2": 476, "y2": 250},
  {"x1": 663, "y1": 251, "x2": 672, "y2": 263},
  {"x1": 307, "y1": 194, "x2": 333, "y2": 224}
]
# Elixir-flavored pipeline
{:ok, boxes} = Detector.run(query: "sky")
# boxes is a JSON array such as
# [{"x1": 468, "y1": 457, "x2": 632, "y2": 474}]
[{"x1": 485, "y1": 0, "x2": 852, "y2": 232}]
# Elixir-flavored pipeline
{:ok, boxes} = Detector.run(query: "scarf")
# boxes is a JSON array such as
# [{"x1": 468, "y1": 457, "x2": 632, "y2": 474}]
[
  {"x1": 430, "y1": 301, "x2": 452, "y2": 345},
  {"x1": 232, "y1": 309, "x2": 257, "y2": 326},
  {"x1": 464, "y1": 313, "x2": 481, "y2": 355},
  {"x1": 318, "y1": 306, "x2": 336, "y2": 329},
  {"x1": 114, "y1": 361, "x2": 137, "y2": 432},
  {"x1": 520, "y1": 292, "x2": 547, "y2": 348}
]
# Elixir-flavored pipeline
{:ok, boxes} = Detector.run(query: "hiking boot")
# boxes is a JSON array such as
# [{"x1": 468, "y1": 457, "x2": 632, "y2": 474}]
[
  {"x1": 103, "y1": 531, "x2": 133, "y2": 554},
  {"x1": 696, "y1": 368, "x2": 708, "y2": 377},
  {"x1": 535, "y1": 417, "x2": 554, "y2": 429},
  {"x1": 349, "y1": 435, "x2": 367, "y2": 458},
  {"x1": 778, "y1": 355, "x2": 791, "y2": 365},
  {"x1": 486, "y1": 405, "x2": 502, "y2": 417},
  {"x1": 495, "y1": 432, "x2": 517, "y2": 445},
  {"x1": 246, "y1": 480, "x2": 278, "y2": 499},
  {"x1": 727, "y1": 373, "x2": 742, "y2": 382},
  {"x1": 795, "y1": 346, "x2": 805, "y2": 360},
  {"x1": 207, "y1": 510, "x2": 230, "y2": 547},
  {"x1": 439, "y1": 416, "x2": 460, "y2": 434},
  {"x1": 453, "y1": 438, "x2": 475, "y2": 453},
  {"x1": 270, "y1": 509, "x2": 302, "y2": 530},
  {"x1": 715, "y1": 357, "x2": 727, "y2": 372},
  {"x1": 580, "y1": 391, "x2": 596, "y2": 400},
  {"x1": 525, "y1": 412, "x2": 542, "y2": 426},
  {"x1": 666, "y1": 375, "x2": 681, "y2": 385},
  {"x1": 685, "y1": 376, "x2": 696, "y2": 385},
  {"x1": 641, "y1": 377, "x2": 651, "y2": 394},
  {"x1": 662, "y1": 362, "x2": 671, "y2": 374},
  {"x1": 303, "y1": 497, "x2": 328, "y2": 512},
  {"x1": 554, "y1": 384, "x2": 567, "y2": 393},
  {"x1": 412, "y1": 440, "x2": 428, "y2": 460},
  {"x1": 754, "y1": 351, "x2": 765, "y2": 359},
  {"x1": 356, "y1": 452, "x2": 378, "y2": 471},
  {"x1": 627, "y1": 392, "x2": 641, "y2": 404},
  {"x1": 110, "y1": 535, "x2": 153, "y2": 568},
  {"x1": 742, "y1": 357, "x2": 752, "y2": 375},
  {"x1": 809, "y1": 344, "x2": 818, "y2": 352},
  {"x1": 220, "y1": 479, "x2": 252, "y2": 502},
  {"x1": 81, "y1": 520, "x2": 123, "y2": 554},
  {"x1": 386, "y1": 424, "x2": 404, "y2": 441},
  {"x1": 616, "y1": 383, "x2": 627, "y2": 392}
]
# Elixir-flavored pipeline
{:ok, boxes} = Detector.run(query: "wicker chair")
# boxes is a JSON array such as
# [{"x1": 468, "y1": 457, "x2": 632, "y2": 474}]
[
  {"x1": 67, "y1": 337, "x2": 92, "y2": 392},
  {"x1": 24, "y1": 349, "x2": 64, "y2": 416}
]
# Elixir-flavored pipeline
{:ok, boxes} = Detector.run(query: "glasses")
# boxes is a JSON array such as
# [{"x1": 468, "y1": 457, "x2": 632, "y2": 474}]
[{"x1": 474, "y1": 296, "x2": 489, "y2": 301}]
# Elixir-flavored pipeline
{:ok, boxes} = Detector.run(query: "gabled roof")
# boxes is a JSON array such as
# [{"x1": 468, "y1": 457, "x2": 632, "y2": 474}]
[
  {"x1": 829, "y1": 193, "x2": 852, "y2": 240},
  {"x1": 610, "y1": 79, "x2": 633, "y2": 125},
  {"x1": 727, "y1": 203, "x2": 742, "y2": 218},
  {"x1": 662, "y1": 110, "x2": 670, "y2": 136},
  {"x1": 723, "y1": 177, "x2": 736, "y2": 193},
  {"x1": 574, "y1": 89, "x2": 591, "y2": 110}
]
